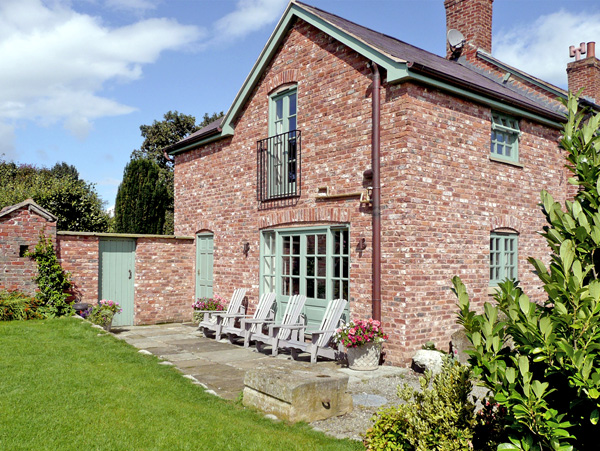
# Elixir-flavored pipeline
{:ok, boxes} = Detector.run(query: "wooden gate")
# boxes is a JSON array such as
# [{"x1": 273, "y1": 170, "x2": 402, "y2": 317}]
[{"x1": 99, "y1": 238, "x2": 135, "y2": 326}]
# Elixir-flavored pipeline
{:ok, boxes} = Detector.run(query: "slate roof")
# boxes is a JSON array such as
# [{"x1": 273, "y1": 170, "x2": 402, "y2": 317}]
[
  {"x1": 168, "y1": 1, "x2": 566, "y2": 154},
  {"x1": 165, "y1": 116, "x2": 224, "y2": 152},
  {"x1": 297, "y1": 1, "x2": 565, "y2": 121}
]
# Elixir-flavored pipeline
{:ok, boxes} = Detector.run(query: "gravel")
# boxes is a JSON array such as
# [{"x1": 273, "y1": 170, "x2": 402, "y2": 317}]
[
  {"x1": 310, "y1": 368, "x2": 489, "y2": 442},
  {"x1": 310, "y1": 369, "x2": 422, "y2": 442}
]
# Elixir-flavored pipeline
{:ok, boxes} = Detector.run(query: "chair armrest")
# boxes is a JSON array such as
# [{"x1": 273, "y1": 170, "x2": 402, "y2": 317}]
[{"x1": 274, "y1": 323, "x2": 306, "y2": 330}]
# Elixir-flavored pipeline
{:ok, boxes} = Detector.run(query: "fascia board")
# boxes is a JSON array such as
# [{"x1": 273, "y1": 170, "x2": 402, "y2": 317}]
[{"x1": 168, "y1": 130, "x2": 233, "y2": 156}]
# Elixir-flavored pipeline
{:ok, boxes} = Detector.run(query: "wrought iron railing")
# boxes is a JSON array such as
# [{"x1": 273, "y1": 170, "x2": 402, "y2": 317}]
[{"x1": 257, "y1": 130, "x2": 301, "y2": 202}]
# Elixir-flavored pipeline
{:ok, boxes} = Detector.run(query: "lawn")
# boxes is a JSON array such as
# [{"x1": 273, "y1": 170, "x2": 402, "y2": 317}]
[{"x1": 0, "y1": 318, "x2": 362, "y2": 451}]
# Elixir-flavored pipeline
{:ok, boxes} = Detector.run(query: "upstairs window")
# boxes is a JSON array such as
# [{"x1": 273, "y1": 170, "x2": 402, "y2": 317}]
[
  {"x1": 257, "y1": 87, "x2": 301, "y2": 201},
  {"x1": 490, "y1": 112, "x2": 520, "y2": 164},
  {"x1": 490, "y1": 231, "x2": 518, "y2": 286}
]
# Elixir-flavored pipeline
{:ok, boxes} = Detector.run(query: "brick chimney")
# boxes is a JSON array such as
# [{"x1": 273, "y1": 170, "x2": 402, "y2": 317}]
[
  {"x1": 567, "y1": 42, "x2": 600, "y2": 103},
  {"x1": 444, "y1": 0, "x2": 493, "y2": 60}
]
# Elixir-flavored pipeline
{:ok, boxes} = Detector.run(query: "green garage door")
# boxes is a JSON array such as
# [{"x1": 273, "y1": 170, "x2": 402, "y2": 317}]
[{"x1": 99, "y1": 238, "x2": 135, "y2": 327}]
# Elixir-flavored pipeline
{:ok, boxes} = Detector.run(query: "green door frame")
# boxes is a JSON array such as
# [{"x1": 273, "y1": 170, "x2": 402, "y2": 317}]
[
  {"x1": 260, "y1": 225, "x2": 350, "y2": 331},
  {"x1": 99, "y1": 238, "x2": 135, "y2": 327},
  {"x1": 195, "y1": 234, "x2": 214, "y2": 300}
]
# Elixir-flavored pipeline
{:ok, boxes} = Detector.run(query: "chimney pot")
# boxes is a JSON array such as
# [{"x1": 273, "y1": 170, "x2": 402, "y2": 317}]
[{"x1": 588, "y1": 42, "x2": 596, "y2": 59}]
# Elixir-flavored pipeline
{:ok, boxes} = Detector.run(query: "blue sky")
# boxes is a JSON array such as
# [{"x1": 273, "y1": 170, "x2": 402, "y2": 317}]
[{"x1": 3, "y1": 0, "x2": 600, "y2": 210}]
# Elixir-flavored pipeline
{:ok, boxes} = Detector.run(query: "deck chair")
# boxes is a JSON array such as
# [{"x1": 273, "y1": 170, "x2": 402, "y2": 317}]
[
  {"x1": 197, "y1": 288, "x2": 247, "y2": 338},
  {"x1": 252, "y1": 294, "x2": 307, "y2": 356},
  {"x1": 277, "y1": 298, "x2": 348, "y2": 363},
  {"x1": 220, "y1": 292, "x2": 276, "y2": 346}
]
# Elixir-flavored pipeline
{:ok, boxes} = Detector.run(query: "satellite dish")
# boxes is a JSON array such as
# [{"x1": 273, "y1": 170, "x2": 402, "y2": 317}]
[{"x1": 447, "y1": 29, "x2": 465, "y2": 49}]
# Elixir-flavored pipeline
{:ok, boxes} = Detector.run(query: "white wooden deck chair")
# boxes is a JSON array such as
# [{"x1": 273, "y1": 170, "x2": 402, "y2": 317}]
[
  {"x1": 197, "y1": 288, "x2": 247, "y2": 338},
  {"x1": 277, "y1": 298, "x2": 348, "y2": 363},
  {"x1": 219, "y1": 292, "x2": 276, "y2": 346},
  {"x1": 252, "y1": 294, "x2": 307, "y2": 356}
]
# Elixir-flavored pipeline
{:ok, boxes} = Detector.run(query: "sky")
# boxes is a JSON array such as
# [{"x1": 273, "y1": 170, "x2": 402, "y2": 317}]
[{"x1": 3, "y1": 0, "x2": 600, "y2": 210}]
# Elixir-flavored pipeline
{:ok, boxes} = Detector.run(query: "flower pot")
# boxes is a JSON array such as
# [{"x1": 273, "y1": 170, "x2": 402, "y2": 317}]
[{"x1": 346, "y1": 342, "x2": 382, "y2": 371}]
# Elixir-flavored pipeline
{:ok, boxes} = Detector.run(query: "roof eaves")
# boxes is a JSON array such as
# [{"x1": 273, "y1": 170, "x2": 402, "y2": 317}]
[{"x1": 406, "y1": 62, "x2": 565, "y2": 126}]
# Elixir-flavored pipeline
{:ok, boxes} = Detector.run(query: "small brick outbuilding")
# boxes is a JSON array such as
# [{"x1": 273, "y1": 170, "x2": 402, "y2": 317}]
[{"x1": 0, "y1": 199, "x2": 57, "y2": 294}]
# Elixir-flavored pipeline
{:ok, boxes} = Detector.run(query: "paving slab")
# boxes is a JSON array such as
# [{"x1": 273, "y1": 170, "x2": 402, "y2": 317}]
[{"x1": 113, "y1": 322, "x2": 403, "y2": 403}]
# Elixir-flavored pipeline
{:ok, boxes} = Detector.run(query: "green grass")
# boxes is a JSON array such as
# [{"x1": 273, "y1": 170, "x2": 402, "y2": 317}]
[{"x1": 0, "y1": 318, "x2": 362, "y2": 451}]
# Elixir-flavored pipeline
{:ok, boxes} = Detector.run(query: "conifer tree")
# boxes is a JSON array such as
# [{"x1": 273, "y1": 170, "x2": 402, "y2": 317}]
[{"x1": 113, "y1": 158, "x2": 168, "y2": 234}]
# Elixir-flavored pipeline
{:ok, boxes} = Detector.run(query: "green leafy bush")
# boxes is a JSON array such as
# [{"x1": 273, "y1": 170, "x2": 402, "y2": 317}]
[
  {"x1": 364, "y1": 358, "x2": 480, "y2": 451},
  {"x1": 0, "y1": 291, "x2": 44, "y2": 321},
  {"x1": 26, "y1": 234, "x2": 73, "y2": 318},
  {"x1": 453, "y1": 93, "x2": 600, "y2": 450}
]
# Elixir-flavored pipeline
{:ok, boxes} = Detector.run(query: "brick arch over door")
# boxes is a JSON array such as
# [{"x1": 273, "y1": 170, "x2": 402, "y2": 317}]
[{"x1": 259, "y1": 207, "x2": 352, "y2": 229}]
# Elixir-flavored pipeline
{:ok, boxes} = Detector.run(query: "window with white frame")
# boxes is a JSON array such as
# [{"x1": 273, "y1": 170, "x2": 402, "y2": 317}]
[
  {"x1": 490, "y1": 231, "x2": 518, "y2": 285},
  {"x1": 490, "y1": 112, "x2": 520, "y2": 163}
]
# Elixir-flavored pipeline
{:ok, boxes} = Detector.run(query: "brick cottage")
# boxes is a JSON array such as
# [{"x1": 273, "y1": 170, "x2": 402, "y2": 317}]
[{"x1": 166, "y1": 0, "x2": 600, "y2": 365}]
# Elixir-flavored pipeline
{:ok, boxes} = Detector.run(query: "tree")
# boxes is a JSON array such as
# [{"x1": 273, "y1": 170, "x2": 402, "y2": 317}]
[
  {"x1": 113, "y1": 158, "x2": 169, "y2": 234},
  {"x1": 129, "y1": 110, "x2": 223, "y2": 234},
  {"x1": 454, "y1": 93, "x2": 600, "y2": 450},
  {"x1": 0, "y1": 160, "x2": 109, "y2": 232}
]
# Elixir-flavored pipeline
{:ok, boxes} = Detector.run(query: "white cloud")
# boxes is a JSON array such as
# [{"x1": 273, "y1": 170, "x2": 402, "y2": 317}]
[
  {"x1": 494, "y1": 10, "x2": 600, "y2": 88},
  {"x1": 0, "y1": 0, "x2": 203, "y2": 151},
  {"x1": 211, "y1": 0, "x2": 288, "y2": 44},
  {"x1": 103, "y1": 0, "x2": 160, "y2": 14}
]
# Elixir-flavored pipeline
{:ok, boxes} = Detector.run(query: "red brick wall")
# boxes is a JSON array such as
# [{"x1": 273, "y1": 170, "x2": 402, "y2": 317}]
[
  {"x1": 173, "y1": 19, "x2": 568, "y2": 365},
  {"x1": 56, "y1": 233, "x2": 100, "y2": 304},
  {"x1": 445, "y1": 0, "x2": 493, "y2": 58},
  {"x1": 0, "y1": 208, "x2": 56, "y2": 294},
  {"x1": 57, "y1": 233, "x2": 194, "y2": 325},
  {"x1": 567, "y1": 56, "x2": 600, "y2": 104},
  {"x1": 134, "y1": 237, "x2": 195, "y2": 324}
]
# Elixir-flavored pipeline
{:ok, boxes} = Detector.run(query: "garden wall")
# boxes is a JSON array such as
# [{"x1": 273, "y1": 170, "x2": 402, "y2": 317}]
[
  {"x1": 57, "y1": 232, "x2": 195, "y2": 325},
  {"x1": 0, "y1": 198, "x2": 196, "y2": 325}
]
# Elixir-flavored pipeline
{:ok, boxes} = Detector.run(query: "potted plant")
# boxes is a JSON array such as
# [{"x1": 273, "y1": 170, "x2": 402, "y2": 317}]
[
  {"x1": 89, "y1": 299, "x2": 121, "y2": 331},
  {"x1": 192, "y1": 295, "x2": 227, "y2": 324},
  {"x1": 335, "y1": 318, "x2": 388, "y2": 371}
]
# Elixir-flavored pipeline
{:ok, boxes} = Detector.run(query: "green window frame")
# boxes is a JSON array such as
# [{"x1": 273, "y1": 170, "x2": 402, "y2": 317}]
[
  {"x1": 262, "y1": 87, "x2": 298, "y2": 199},
  {"x1": 260, "y1": 226, "x2": 349, "y2": 330},
  {"x1": 490, "y1": 112, "x2": 520, "y2": 163},
  {"x1": 490, "y1": 232, "x2": 518, "y2": 286}
]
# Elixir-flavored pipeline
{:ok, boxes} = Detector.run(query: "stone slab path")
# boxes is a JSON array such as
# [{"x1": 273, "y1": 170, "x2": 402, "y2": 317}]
[{"x1": 111, "y1": 322, "x2": 405, "y2": 401}]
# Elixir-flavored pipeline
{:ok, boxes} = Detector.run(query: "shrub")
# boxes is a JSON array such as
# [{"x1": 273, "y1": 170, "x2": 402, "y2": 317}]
[
  {"x1": 88, "y1": 299, "x2": 122, "y2": 329},
  {"x1": 0, "y1": 291, "x2": 44, "y2": 321},
  {"x1": 453, "y1": 92, "x2": 600, "y2": 450},
  {"x1": 364, "y1": 358, "x2": 478, "y2": 451},
  {"x1": 26, "y1": 233, "x2": 73, "y2": 318}
]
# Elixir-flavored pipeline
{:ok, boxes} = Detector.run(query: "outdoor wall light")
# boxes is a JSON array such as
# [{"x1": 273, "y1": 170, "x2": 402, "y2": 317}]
[
  {"x1": 243, "y1": 242, "x2": 250, "y2": 257},
  {"x1": 358, "y1": 238, "x2": 367, "y2": 251}
]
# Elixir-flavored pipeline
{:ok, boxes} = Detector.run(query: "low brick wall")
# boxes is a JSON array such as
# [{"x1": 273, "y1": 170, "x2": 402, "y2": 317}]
[
  {"x1": 134, "y1": 237, "x2": 195, "y2": 324},
  {"x1": 56, "y1": 232, "x2": 195, "y2": 325}
]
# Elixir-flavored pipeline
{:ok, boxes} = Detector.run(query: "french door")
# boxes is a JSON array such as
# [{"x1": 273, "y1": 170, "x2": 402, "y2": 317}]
[{"x1": 261, "y1": 226, "x2": 349, "y2": 331}]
